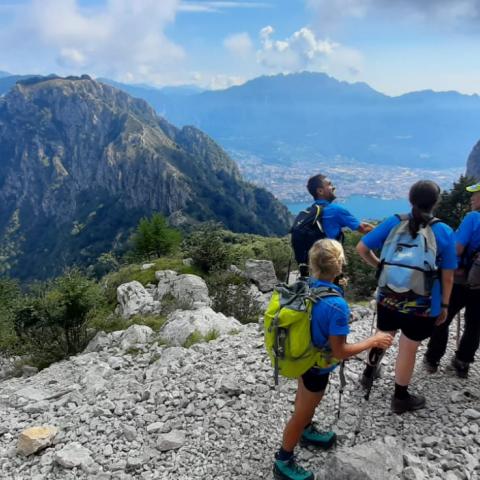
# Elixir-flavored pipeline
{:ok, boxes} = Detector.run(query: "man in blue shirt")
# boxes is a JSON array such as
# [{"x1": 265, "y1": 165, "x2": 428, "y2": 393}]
[
  {"x1": 424, "y1": 182, "x2": 480, "y2": 378},
  {"x1": 293, "y1": 174, "x2": 373, "y2": 276}
]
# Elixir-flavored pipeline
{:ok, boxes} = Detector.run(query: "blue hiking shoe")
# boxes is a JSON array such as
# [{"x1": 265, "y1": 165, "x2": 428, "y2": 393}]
[
  {"x1": 273, "y1": 455, "x2": 314, "y2": 480},
  {"x1": 300, "y1": 424, "x2": 336, "y2": 449}
]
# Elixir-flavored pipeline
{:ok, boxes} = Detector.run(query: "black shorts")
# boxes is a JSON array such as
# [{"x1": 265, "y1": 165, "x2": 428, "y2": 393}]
[
  {"x1": 301, "y1": 369, "x2": 330, "y2": 393},
  {"x1": 377, "y1": 304, "x2": 436, "y2": 342}
]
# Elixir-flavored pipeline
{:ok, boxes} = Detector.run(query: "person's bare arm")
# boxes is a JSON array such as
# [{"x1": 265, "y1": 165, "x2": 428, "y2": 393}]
[
  {"x1": 356, "y1": 240, "x2": 380, "y2": 269},
  {"x1": 436, "y1": 269, "x2": 454, "y2": 326},
  {"x1": 358, "y1": 222, "x2": 374, "y2": 234},
  {"x1": 329, "y1": 332, "x2": 393, "y2": 360},
  {"x1": 456, "y1": 243, "x2": 465, "y2": 257}
]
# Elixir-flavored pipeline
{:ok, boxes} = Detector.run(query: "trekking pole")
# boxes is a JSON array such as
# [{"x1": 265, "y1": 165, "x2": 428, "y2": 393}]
[
  {"x1": 285, "y1": 257, "x2": 292, "y2": 284},
  {"x1": 337, "y1": 361, "x2": 347, "y2": 420},
  {"x1": 456, "y1": 312, "x2": 461, "y2": 350}
]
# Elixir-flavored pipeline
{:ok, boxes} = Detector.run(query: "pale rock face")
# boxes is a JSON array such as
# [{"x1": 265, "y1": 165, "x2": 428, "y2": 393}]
[
  {"x1": 54, "y1": 442, "x2": 94, "y2": 469},
  {"x1": 119, "y1": 324, "x2": 154, "y2": 351},
  {"x1": 17, "y1": 426, "x2": 58, "y2": 456},
  {"x1": 116, "y1": 281, "x2": 161, "y2": 319},
  {"x1": 84, "y1": 331, "x2": 113, "y2": 353},
  {"x1": 160, "y1": 307, "x2": 241, "y2": 346},
  {"x1": 244, "y1": 259, "x2": 278, "y2": 292},
  {"x1": 155, "y1": 271, "x2": 211, "y2": 308}
]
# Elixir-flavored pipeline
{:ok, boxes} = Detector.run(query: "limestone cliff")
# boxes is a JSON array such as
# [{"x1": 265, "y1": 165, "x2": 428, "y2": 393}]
[
  {"x1": 0, "y1": 76, "x2": 291, "y2": 280},
  {"x1": 466, "y1": 140, "x2": 480, "y2": 181}
]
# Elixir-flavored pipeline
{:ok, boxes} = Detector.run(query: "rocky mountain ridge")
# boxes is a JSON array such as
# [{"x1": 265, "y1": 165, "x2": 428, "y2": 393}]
[
  {"x1": 466, "y1": 140, "x2": 480, "y2": 181},
  {"x1": 0, "y1": 268, "x2": 478, "y2": 480},
  {"x1": 0, "y1": 75, "x2": 290, "y2": 280}
]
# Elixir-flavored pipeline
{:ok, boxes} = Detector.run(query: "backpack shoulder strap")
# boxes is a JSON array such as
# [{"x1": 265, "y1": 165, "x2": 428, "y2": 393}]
[
  {"x1": 395, "y1": 213, "x2": 410, "y2": 222},
  {"x1": 310, "y1": 286, "x2": 343, "y2": 301},
  {"x1": 428, "y1": 217, "x2": 441, "y2": 227}
]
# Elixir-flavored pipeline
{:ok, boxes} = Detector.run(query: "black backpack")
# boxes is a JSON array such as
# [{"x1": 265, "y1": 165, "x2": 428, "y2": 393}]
[{"x1": 291, "y1": 204, "x2": 326, "y2": 273}]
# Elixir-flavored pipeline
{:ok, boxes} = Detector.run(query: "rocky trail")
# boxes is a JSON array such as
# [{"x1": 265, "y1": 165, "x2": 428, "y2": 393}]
[{"x1": 0, "y1": 305, "x2": 479, "y2": 480}]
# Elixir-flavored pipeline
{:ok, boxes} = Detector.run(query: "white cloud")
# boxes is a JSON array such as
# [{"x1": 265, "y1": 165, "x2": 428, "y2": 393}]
[
  {"x1": 257, "y1": 26, "x2": 337, "y2": 70},
  {"x1": 306, "y1": 0, "x2": 480, "y2": 28},
  {"x1": 224, "y1": 32, "x2": 253, "y2": 58},
  {"x1": 179, "y1": 1, "x2": 271, "y2": 13},
  {"x1": 207, "y1": 74, "x2": 246, "y2": 90},
  {"x1": 3, "y1": 0, "x2": 184, "y2": 81},
  {"x1": 256, "y1": 25, "x2": 364, "y2": 79}
]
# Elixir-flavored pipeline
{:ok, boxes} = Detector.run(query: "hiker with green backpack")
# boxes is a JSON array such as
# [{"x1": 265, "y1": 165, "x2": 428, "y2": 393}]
[
  {"x1": 356, "y1": 180, "x2": 457, "y2": 414},
  {"x1": 266, "y1": 238, "x2": 393, "y2": 480}
]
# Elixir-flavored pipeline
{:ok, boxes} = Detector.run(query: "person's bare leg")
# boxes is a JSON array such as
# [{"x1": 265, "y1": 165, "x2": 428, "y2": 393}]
[
  {"x1": 395, "y1": 333, "x2": 421, "y2": 386},
  {"x1": 282, "y1": 378, "x2": 324, "y2": 452}
]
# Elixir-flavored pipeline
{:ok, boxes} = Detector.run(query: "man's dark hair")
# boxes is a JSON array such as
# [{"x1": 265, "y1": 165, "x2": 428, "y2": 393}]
[{"x1": 307, "y1": 174, "x2": 326, "y2": 199}]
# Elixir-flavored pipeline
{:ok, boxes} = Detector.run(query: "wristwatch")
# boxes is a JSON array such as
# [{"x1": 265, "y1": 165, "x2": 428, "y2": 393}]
[{"x1": 441, "y1": 303, "x2": 449, "y2": 309}]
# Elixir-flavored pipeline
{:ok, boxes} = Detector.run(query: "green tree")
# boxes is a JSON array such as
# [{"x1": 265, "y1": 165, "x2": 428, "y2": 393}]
[
  {"x1": 13, "y1": 269, "x2": 105, "y2": 365},
  {"x1": 436, "y1": 175, "x2": 475, "y2": 229},
  {"x1": 183, "y1": 222, "x2": 231, "y2": 273},
  {"x1": 133, "y1": 213, "x2": 181, "y2": 259},
  {"x1": 343, "y1": 231, "x2": 378, "y2": 300}
]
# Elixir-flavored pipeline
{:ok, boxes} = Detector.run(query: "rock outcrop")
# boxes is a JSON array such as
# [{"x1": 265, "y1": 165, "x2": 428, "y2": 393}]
[{"x1": 466, "y1": 140, "x2": 480, "y2": 181}]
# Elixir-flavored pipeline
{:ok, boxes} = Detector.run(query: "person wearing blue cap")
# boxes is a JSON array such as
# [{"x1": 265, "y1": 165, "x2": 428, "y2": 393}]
[{"x1": 424, "y1": 182, "x2": 480, "y2": 378}]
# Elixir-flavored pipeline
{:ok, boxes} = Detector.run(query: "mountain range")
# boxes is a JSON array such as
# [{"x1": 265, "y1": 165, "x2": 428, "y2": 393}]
[
  {"x1": 98, "y1": 72, "x2": 480, "y2": 170},
  {"x1": 0, "y1": 75, "x2": 290, "y2": 281}
]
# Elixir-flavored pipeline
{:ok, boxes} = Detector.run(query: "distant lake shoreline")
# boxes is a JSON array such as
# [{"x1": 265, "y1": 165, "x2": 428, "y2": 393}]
[{"x1": 284, "y1": 195, "x2": 411, "y2": 221}]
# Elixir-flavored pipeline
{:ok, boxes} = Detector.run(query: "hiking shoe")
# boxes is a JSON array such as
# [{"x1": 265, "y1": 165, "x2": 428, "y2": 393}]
[
  {"x1": 300, "y1": 424, "x2": 336, "y2": 449},
  {"x1": 451, "y1": 357, "x2": 469, "y2": 378},
  {"x1": 391, "y1": 393, "x2": 426, "y2": 414},
  {"x1": 273, "y1": 455, "x2": 314, "y2": 480},
  {"x1": 422, "y1": 356, "x2": 438, "y2": 374}
]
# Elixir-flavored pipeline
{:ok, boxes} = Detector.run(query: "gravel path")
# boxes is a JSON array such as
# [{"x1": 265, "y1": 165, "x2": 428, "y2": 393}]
[{"x1": 0, "y1": 306, "x2": 478, "y2": 480}]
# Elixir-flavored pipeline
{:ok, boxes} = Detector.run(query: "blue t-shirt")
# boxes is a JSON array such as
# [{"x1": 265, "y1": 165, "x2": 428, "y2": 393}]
[
  {"x1": 362, "y1": 214, "x2": 457, "y2": 317},
  {"x1": 456, "y1": 211, "x2": 480, "y2": 263},
  {"x1": 309, "y1": 279, "x2": 350, "y2": 373},
  {"x1": 314, "y1": 199, "x2": 361, "y2": 240}
]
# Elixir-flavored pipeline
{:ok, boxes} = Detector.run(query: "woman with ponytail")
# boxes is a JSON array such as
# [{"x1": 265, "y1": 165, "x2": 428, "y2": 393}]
[{"x1": 355, "y1": 181, "x2": 456, "y2": 414}]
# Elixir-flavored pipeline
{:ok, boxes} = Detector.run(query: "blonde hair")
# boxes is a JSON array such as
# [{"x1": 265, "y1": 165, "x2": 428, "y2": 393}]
[{"x1": 308, "y1": 239, "x2": 345, "y2": 280}]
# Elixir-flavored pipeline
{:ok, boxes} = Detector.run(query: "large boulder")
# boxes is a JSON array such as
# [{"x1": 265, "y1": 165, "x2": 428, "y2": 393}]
[
  {"x1": 244, "y1": 259, "x2": 278, "y2": 293},
  {"x1": 155, "y1": 271, "x2": 211, "y2": 308},
  {"x1": 116, "y1": 281, "x2": 161, "y2": 319},
  {"x1": 316, "y1": 437, "x2": 403, "y2": 480},
  {"x1": 119, "y1": 324, "x2": 154, "y2": 351},
  {"x1": 160, "y1": 307, "x2": 241, "y2": 346}
]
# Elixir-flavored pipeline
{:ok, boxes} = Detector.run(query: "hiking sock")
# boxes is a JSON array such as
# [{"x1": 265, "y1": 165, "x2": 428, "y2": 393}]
[
  {"x1": 276, "y1": 447, "x2": 294, "y2": 461},
  {"x1": 394, "y1": 383, "x2": 409, "y2": 400}
]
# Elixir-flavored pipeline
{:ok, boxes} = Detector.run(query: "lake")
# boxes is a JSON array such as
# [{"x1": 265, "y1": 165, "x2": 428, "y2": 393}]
[{"x1": 285, "y1": 195, "x2": 411, "y2": 221}]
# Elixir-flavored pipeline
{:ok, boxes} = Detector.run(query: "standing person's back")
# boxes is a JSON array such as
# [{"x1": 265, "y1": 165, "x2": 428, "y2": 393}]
[
  {"x1": 291, "y1": 174, "x2": 372, "y2": 276},
  {"x1": 356, "y1": 180, "x2": 456, "y2": 413},
  {"x1": 424, "y1": 182, "x2": 480, "y2": 377}
]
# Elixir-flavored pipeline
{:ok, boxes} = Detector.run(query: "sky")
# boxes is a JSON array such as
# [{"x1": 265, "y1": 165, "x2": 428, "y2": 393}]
[{"x1": 1, "y1": 0, "x2": 480, "y2": 95}]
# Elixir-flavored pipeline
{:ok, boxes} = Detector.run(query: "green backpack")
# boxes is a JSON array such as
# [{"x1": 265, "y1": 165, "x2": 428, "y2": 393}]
[{"x1": 264, "y1": 279, "x2": 342, "y2": 385}]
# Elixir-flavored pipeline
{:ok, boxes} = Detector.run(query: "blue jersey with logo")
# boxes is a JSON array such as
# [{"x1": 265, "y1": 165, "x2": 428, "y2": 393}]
[
  {"x1": 456, "y1": 211, "x2": 480, "y2": 264},
  {"x1": 313, "y1": 199, "x2": 361, "y2": 240},
  {"x1": 309, "y1": 279, "x2": 350, "y2": 374},
  {"x1": 362, "y1": 214, "x2": 457, "y2": 317}
]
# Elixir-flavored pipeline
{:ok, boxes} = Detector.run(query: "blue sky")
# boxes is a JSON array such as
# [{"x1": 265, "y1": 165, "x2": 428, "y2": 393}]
[{"x1": 1, "y1": 0, "x2": 480, "y2": 95}]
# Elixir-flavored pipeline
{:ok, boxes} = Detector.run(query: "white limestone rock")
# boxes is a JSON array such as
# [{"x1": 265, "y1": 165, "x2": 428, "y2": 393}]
[
  {"x1": 155, "y1": 271, "x2": 211, "y2": 308},
  {"x1": 54, "y1": 442, "x2": 94, "y2": 469},
  {"x1": 244, "y1": 259, "x2": 278, "y2": 292},
  {"x1": 116, "y1": 281, "x2": 161, "y2": 319},
  {"x1": 160, "y1": 307, "x2": 241, "y2": 346},
  {"x1": 119, "y1": 324, "x2": 154, "y2": 351}
]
